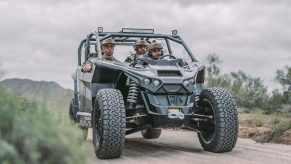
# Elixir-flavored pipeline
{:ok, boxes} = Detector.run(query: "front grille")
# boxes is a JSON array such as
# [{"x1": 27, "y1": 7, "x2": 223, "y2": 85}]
[{"x1": 158, "y1": 70, "x2": 181, "y2": 76}]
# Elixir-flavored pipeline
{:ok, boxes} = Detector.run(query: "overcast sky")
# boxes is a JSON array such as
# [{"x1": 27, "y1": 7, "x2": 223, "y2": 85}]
[{"x1": 0, "y1": 0, "x2": 290, "y2": 90}]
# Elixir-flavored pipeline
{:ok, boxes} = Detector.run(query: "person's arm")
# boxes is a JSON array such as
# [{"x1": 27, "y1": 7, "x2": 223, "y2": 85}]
[
  {"x1": 81, "y1": 58, "x2": 94, "y2": 72},
  {"x1": 178, "y1": 59, "x2": 190, "y2": 69},
  {"x1": 124, "y1": 56, "x2": 132, "y2": 63},
  {"x1": 125, "y1": 54, "x2": 136, "y2": 63}
]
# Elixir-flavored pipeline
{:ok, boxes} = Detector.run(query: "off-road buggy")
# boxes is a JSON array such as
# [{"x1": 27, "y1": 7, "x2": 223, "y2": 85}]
[{"x1": 69, "y1": 28, "x2": 238, "y2": 159}]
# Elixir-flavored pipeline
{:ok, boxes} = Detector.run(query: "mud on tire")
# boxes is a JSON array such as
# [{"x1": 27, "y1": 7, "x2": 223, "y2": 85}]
[
  {"x1": 197, "y1": 88, "x2": 238, "y2": 153},
  {"x1": 141, "y1": 128, "x2": 162, "y2": 139},
  {"x1": 92, "y1": 89, "x2": 126, "y2": 159}
]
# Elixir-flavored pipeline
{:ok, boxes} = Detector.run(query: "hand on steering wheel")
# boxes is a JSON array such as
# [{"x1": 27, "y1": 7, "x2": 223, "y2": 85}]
[{"x1": 158, "y1": 54, "x2": 177, "y2": 59}]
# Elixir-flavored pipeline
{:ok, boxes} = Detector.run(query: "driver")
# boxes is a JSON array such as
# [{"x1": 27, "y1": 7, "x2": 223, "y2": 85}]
[
  {"x1": 144, "y1": 42, "x2": 163, "y2": 60},
  {"x1": 82, "y1": 38, "x2": 116, "y2": 72},
  {"x1": 145, "y1": 42, "x2": 189, "y2": 68}
]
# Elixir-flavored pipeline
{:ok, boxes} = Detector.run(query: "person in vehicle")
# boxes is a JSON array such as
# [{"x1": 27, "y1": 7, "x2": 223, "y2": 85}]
[
  {"x1": 125, "y1": 39, "x2": 148, "y2": 62},
  {"x1": 144, "y1": 42, "x2": 189, "y2": 68},
  {"x1": 82, "y1": 38, "x2": 116, "y2": 72},
  {"x1": 144, "y1": 42, "x2": 163, "y2": 60}
]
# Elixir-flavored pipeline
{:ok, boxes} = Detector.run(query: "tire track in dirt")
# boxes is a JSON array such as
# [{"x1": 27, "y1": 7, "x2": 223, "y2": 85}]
[{"x1": 87, "y1": 129, "x2": 291, "y2": 164}]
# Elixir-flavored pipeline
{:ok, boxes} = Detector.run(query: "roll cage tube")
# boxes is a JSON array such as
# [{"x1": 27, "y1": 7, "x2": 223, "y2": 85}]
[
  {"x1": 77, "y1": 31, "x2": 102, "y2": 65},
  {"x1": 85, "y1": 33, "x2": 95, "y2": 62},
  {"x1": 95, "y1": 31, "x2": 102, "y2": 60},
  {"x1": 165, "y1": 38, "x2": 172, "y2": 55},
  {"x1": 77, "y1": 31, "x2": 198, "y2": 65},
  {"x1": 78, "y1": 38, "x2": 86, "y2": 66},
  {"x1": 99, "y1": 33, "x2": 197, "y2": 62}
]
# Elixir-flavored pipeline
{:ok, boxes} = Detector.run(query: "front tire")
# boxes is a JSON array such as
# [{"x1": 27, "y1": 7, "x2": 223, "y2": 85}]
[
  {"x1": 197, "y1": 88, "x2": 238, "y2": 153},
  {"x1": 92, "y1": 89, "x2": 126, "y2": 159}
]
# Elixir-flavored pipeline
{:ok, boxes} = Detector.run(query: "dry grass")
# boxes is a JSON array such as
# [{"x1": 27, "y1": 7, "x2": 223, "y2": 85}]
[
  {"x1": 239, "y1": 113, "x2": 291, "y2": 144},
  {"x1": 239, "y1": 113, "x2": 291, "y2": 128}
]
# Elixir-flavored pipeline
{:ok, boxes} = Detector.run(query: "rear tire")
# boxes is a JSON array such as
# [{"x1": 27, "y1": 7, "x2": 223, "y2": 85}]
[
  {"x1": 197, "y1": 88, "x2": 238, "y2": 153},
  {"x1": 69, "y1": 99, "x2": 88, "y2": 140},
  {"x1": 69, "y1": 99, "x2": 78, "y2": 123},
  {"x1": 92, "y1": 89, "x2": 126, "y2": 159},
  {"x1": 141, "y1": 128, "x2": 162, "y2": 139}
]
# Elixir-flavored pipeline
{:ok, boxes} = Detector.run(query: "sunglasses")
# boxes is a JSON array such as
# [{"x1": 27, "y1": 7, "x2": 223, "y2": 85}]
[
  {"x1": 137, "y1": 45, "x2": 148, "y2": 49},
  {"x1": 151, "y1": 49, "x2": 162, "y2": 53},
  {"x1": 103, "y1": 44, "x2": 115, "y2": 48}
]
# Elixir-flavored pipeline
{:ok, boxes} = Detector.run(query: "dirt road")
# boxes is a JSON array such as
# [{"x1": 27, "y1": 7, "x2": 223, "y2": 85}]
[{"x1": 87, "y1": 129, "x2": 291, "y2": 164}]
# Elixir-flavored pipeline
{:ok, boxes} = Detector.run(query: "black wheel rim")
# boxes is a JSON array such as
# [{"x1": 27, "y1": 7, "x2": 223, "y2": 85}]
[
  {"x1": 93, "y1": 107, "x2": 102, "y2": 150},
  {"x1": 199, "y1": 98, "x2": 215, "y2": 143}
]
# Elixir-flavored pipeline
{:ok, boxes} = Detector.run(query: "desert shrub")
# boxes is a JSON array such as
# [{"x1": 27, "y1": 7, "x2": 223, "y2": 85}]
[
  {"x1": 0, "y1": 87, "x2": 89, "y2": 164},
  {"x1": 261, "y1": 120, "x2": 291, "y2": 143},
  {"x1": 271, "y1": 118, "x2": 280, "y2": 125},
  {"x1": 205, "y1": 54, "x2": 268, "y2": 110},
  {"x1": 241, "y1": 118, "x2": 264, "y2": 127}
]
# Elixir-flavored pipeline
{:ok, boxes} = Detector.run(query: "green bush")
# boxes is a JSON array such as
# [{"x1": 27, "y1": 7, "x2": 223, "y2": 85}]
[
  {"x1": 205, "y1": 54, "x2": 268, "y2": 109},
  {"x1": 0, "y1": 87, "x2": 89, "y2": 164},
  {"x1": 205, "y1": 54, "x2": 291, "y2": 113}
]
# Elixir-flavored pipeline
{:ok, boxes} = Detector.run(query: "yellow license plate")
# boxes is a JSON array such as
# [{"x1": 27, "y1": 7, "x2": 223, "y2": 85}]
[{"x1": 168, "y1": 108, "x2": 180, "y2": 113}]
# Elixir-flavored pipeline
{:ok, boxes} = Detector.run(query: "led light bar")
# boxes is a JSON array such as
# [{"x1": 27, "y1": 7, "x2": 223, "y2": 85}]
[{"x1": 121, "y1": 28, "x2": 154, "y2": 34}]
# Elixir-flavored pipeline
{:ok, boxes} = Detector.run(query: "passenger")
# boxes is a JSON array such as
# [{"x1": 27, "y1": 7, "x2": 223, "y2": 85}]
[
  {"x1": 82, "y1": 38, "x2": 116, "y2": 72},
  {"x1": 125, "y1": 39, "x2": 148, "y2": 62}
]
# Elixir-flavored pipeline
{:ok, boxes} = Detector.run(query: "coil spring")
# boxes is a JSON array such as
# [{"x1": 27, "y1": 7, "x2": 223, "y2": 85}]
[
  {"x1": 193, "y1": 90, "x2": 199, "y2": 107},
  {"x1": 126, "y1": 80, "x2": 139, "y2": 103},
  {"x1": 195, "y1": 91, "x2": 199, "y2": 102}
]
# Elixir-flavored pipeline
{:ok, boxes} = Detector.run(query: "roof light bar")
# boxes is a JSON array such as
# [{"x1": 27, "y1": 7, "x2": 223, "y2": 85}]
[{"x1": 121, "y1": 28, "x2": 154, "y2": 34}]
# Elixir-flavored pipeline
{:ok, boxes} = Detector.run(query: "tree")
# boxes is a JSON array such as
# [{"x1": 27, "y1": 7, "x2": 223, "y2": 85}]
[
  {"x1": 272, "y1": 65, "x2": 291, "y2": 109},
  {"x1": 229, "y1": 71, "x2": 268, "y2": 108},
  {"x1": 204, "y1": 53, "x2": 268, "y2": 109},
  {"x1": 276, "y1": 65, "x2": 291, "y2": 103},
  {"x1": 276, "y1": 65, "x2": 291, "y2": 92},
  {"x1": 205, "y1": 53, "x2": 224, "y2": 87},
  {"x1": 206, "y1": 53, "x2": 222, "y2": 76}
]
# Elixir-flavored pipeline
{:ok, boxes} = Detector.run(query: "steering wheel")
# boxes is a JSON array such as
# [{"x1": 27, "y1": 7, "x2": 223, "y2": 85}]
[{"x1": 158, "y1": 54, "x2": 177, "y2": 59}]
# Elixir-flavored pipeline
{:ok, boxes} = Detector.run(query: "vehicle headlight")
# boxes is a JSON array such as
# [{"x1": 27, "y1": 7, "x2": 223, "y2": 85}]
[
  {"x1": 144, "y1": 78, "x2": 151, "y2": 85},
  {"x1": 153, "y1": 80, "x2": 160, "y2": 87}
]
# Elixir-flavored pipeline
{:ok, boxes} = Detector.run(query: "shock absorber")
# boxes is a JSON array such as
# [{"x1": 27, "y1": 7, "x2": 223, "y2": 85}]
[
  {"x1": 191, "y1": 89, "x2": 200, "y2": 114},
  {"x1": 127, "y1": 80, "x2": 140, "y2": 109}
]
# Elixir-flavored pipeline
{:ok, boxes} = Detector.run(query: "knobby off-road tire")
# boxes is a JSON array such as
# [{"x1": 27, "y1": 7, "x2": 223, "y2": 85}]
[
  {"x1": 69, "y1": 99, "x2": 78, "y2": 123},
  {"x1": 92, "y1": 89, "x2": 126, "y2": 159},
  {"x1": 69, "y1": 99, "x2": 88, "y2": 140},
  {"x1": 197, "y1": 88, "x2": 238, "y2": 153},
  {"x1": 141, "y1": 128, "x2": 162, "y2": 139}
]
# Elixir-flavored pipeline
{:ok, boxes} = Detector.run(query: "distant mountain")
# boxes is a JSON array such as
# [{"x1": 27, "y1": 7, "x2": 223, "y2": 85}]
[{"x1": 0, "y1": 78, "x2": 73, "y2": 112}]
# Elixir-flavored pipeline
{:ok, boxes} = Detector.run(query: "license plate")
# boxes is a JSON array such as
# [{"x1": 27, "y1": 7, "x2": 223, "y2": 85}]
[{"x1": 168, "y1": 108, "x2": 180, "y2": 113}]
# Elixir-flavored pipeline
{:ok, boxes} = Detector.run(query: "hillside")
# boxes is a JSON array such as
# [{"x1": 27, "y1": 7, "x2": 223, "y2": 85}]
[{"x1": 0, "y1": 78, "x2": 73, "y2": 112}]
